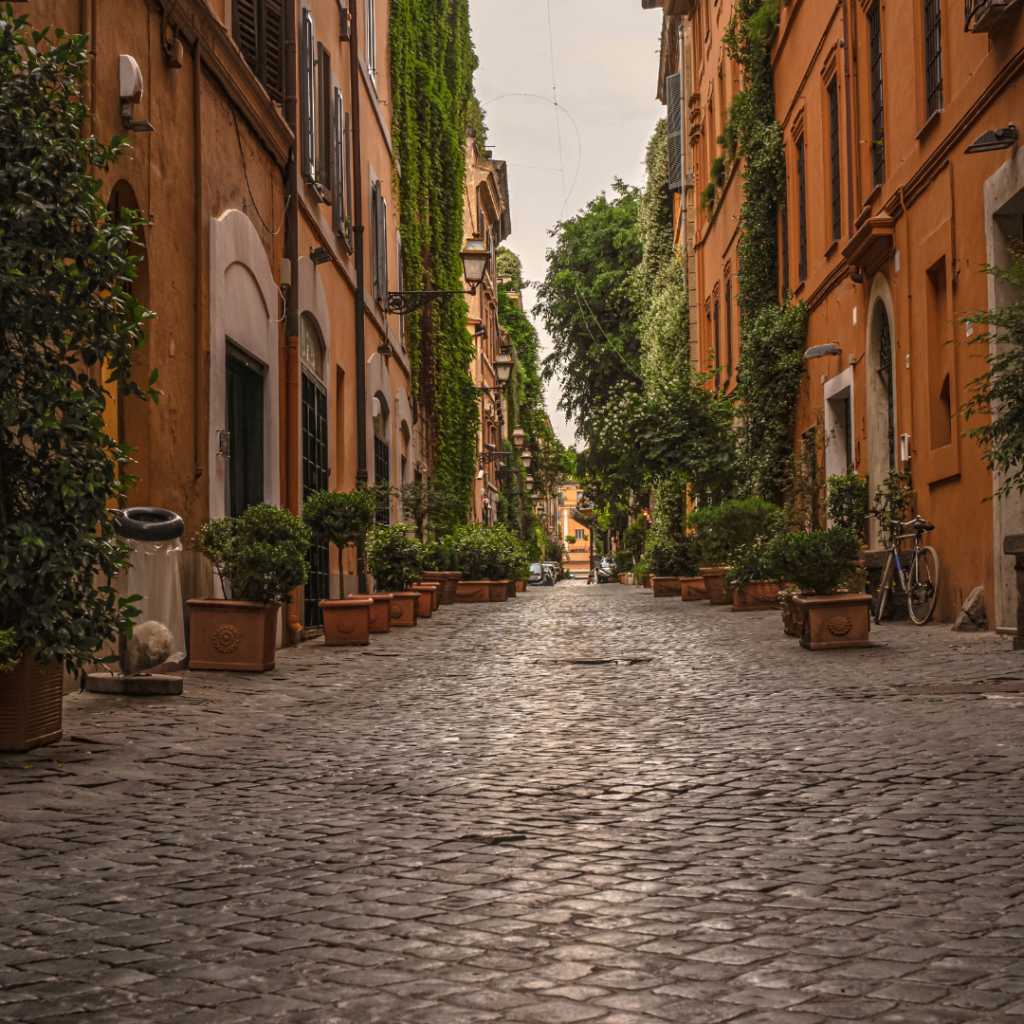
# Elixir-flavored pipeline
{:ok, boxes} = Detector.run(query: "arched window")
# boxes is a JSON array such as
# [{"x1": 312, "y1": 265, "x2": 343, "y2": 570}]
[
  {"x1": 875, "y1": 304, "x2": 896, "y2": 471},
  {"x1": 299, "y1": 312, "x2": 325, "y2": 380}
]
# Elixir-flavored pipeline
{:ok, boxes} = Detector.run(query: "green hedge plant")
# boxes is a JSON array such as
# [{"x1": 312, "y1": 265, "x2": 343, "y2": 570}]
[
  {"x1": 766, "y1": 527, "x2": 861, "y2": 596},
  {"x1": 194, "y1": 504, "x2": 311, "y2": 603},
  {"x1": 301, "y1": 487, "x2": 375, "y2": 548},
  {"x1": 687, "y1": 497, "x2": 783, "y2": 567},
  {"x1": 725, "y1": 543, "x2": 777, "y2": 588},
  {"x1": 824, "y1": 472, "x2": 869, "y2": 540},
  {"x1": 366, "y1": 525, "x2": 423, "y2": 593},
  {"x1": 646, "y1": 535, "x2": 697, "y2": 577}
]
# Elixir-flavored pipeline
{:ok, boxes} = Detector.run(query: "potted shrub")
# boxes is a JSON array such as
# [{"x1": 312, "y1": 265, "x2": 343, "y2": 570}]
[
  {"x1": 0, "y1": 18, "x2": 158, "y2": 750},
  {"x1": 647, "y1": 536, "x2": 697, "y2": 597},
  {"x1": 366, "y1": 525, "x2": 423, "y2": 627},
  {"x1": 368, "y1": 593, "x2": 393, "y2": 633},
  {"x1": 189, "y1": 505, "x2": 311, "y2": 670},
  {"x1": 302, "y1": 487, "x2": 377, "y2": 642},
  {"x1": 634, "y1": 559, "x2": 652, "y2": 588},
  {"x1": 768, "y1": 528, "x2": 870, "y2": 649},
  {"x1": 411, "y1": 581, "x2": 439, "y2": 617},
  {"x1": 421, "y1": 538, "x2": 460, "y2": 603},
  {"x1": 450, "y1": 524, "x2": 512, "y2": 602},
  {"x1": 726, "y1": 545, "x2": 780, "y2": 611},
  {"x1": 612, "y1": 549, "x2": 634, "y2": 585}
]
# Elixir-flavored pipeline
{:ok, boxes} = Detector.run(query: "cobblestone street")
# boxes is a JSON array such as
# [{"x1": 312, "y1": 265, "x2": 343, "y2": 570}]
[{"x1": 5, "y1": 582, "x2": 1024, "y2": 1023}]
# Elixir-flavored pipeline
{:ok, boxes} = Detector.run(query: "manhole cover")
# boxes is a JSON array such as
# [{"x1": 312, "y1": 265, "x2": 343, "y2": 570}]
[{"x1": 895, "y1": 677, "x2": 1024, "y2": 695}]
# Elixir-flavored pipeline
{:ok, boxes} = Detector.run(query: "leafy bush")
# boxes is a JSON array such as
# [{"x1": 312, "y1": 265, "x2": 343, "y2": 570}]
[
  {"x1": 646, "y1": 535, "x2": 697, "y2": 577},
  {"x1": 687, "y1": 497, "x2": 784, "y2": 567},
  {"x1": 366, "y1": 525, "x2": 423, "y2": 592},
  {"x1": 633, "y1": 559, "x2": 651, "y2": 583},
  {"x1": 726, "y1": 543, "x2": 777, "y2": 587},
  {"x1": 621, "y1": 520, "x2": 649, "y2": 560},
  {"x1": 765, "y1": 528, "x2": 861, "y2": 596},
  {"x1": 421, "y1": 537, "x2": 456, "y2": 572},
  {"x1": 825, "y1": 472, "x2": 869, "y2": 540},
  {"x1": 0, "y1": 14, "x2": 159, "y2": 674},
  {"x1": 871, "y1": 470, "x2": 913, "y2": 545},
  {"x1": 544, "y1": 538, "x2": 565, "y2": 563},
  {"x1": 447, "y1": 524, "x2": 526, "y2": 581},
  {"x1": 611, "y1": 550, "x2": 634, "y2": 575},
  {"x1": 302, "y1": 488, "x2": 375, "y2": 548},
  {"x1": 194, "y1": 504, "x2": 312, "y2": 604},
  {"x1": 398, "y1": 480, "x2": 463, "y2": 539}
]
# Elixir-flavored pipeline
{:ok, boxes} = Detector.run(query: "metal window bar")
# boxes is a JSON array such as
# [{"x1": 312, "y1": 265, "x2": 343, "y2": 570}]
[
  {"x1": 725, "y1": 278, "x2": 733, "y2": 382},
  {"x1": 829, "y1": 80, "x2": 841, "y2": 241},
  {"x1": 780, "y1": 180, "x2": 790, "y2": 299},
  {"x1": 869, "y1": 4, "x2": 885, "y2": 186},
  {"x1": 713, "y1": 297, "x2": 720, "y2": 393},
  {"x1": 797, "y1": 138, "x2": 808, "y2": 282},
  {"x1": 925, "y1": 0, "x2": 943, "y2": 118},
  {"x1": 877, "y1": 312, "x2": 896, "y2": 471},
  {"x1": 374, "y1": 436, "x2": 390, "y2": 524},
  {"x1": 301, "y1": 371, "x2": 329, "y2": 628}
]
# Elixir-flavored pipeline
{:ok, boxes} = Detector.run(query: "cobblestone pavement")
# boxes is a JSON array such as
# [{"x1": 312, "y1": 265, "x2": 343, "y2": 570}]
[{"x1": 4, "y1": 581, "x2": 1024, "y2": 1024}]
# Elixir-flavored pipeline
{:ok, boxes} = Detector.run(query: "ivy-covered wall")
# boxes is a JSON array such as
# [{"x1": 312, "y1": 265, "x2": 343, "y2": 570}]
[{"x1": 389, "y1": 0, "x2": 480, "y2": 514}]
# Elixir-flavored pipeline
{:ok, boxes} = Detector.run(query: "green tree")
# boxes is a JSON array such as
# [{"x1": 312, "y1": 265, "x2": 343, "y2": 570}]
[
  {"x1": 0, "y1": 11, "x2": 158, "y2": 673},
  {"x1": 496, "y1": 246, "x2": 524, "y2": 290}
]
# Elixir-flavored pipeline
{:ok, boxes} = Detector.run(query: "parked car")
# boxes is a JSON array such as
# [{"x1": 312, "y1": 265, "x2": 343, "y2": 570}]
[
  {"x1": 595, "y1": 558, "x2": 614, "y2": 584},
  {"x1": 542, "y1": 561, "x2": 564, "y2": 582},
  {"x1": 529, "y1": 562, "x2": 554, "y2": 586}
]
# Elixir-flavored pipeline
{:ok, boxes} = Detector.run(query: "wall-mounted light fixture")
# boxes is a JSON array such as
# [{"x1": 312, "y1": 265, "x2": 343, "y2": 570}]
[
  {"x1": 965, "y1": 124, "x2": 1018, "y2": 153},
  {"x1": 119, "y1": 55, "x2": 154, "y2": 131},
  {"x1": 310, "y1": 246, "x2": 331, "y2": 266},
  {"x1": 803, "y1": 343, "x2": 841, "y2": 360}
]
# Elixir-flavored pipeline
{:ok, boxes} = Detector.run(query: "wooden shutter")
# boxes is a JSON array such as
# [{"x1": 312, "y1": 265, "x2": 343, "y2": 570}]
[
  {"x1": 369, "y1": 182, "x2": 379, "y2": 298},
  {"x1": 300, "y1": 10, "x2": 315, "y2": 183},
  {"x1": 333, "y1": 89, "x2": 346, "y2": 235},
  {"x1": 317, "y1": 43, "x2": 332, "y2": 201},
  {"x1": 264, "y1": 0, "x2": 284, "y2": 102},
  {"x1": 666, "y1": 72, "x2": 682, "y2": 193},
  {"x1": 234, "y1": 0, "x2": 260, "y2": 77},
  {"x1": 377, "y1": 192, "x2": 388, "y2": 304},
  {"x1": 344, "y1": 112, "x2": 353, "y2": 246}
]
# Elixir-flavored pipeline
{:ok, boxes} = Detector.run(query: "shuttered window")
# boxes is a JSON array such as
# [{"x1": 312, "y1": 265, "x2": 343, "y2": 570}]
[
  {"x1": 797, "y1": 137, "x2": 807, "y2": 283},
  {"x1": 725, "y1": 277, "x2": 733, "y2": 383},
  {"x1": 333, "y1": 89, "x2": 351, "y2": 244},
  {"x1": 370, "y1": 181, "x2": 388, "y2": 305},
  {"x1": 233, "y1": 0, "x2": 284, "y2": 103},
  {"x1": 869, "y1": 4, "x2": 885, "y2": 186},
  {"x1": 780, "y1": 172, "x2": 790, "y2": 300},
  {"x1": 924, "y1": 0, "x2": 943, "y2": 118},
  {"x1": 666, "y1": 72, "x2": 683, "y2": 193},
  {"x1": 828, "y1": 79, "x2": 841, "y2": 241},
  {"x1": 300, "y1": 9, "x2": 315, "y2": 184},
  {"x1": 365, "y1": 0, "x2": 377, "y2": 81},
  {"x1": 317, "y1": 43, "x2": 332, "y2": 202},
  {"x1": 713, "y1": 296, "x2": 720, "y2": 393}
]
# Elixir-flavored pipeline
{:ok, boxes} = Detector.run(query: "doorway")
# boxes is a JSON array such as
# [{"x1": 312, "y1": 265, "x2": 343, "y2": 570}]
[
  {"x1": 300, "y1": 314, "x2": 329, "y2": 627},
  {"x1": 226, "y1": 347, "x2": 265, "y2": 519}
]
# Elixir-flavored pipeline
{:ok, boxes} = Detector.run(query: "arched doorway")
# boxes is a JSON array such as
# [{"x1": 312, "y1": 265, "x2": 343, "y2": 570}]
[
  {"x1": 300, "y1": 313, "x2": 329, "y2": 626},
  {"x1": 373, "y1": 392, "x2": 390, "y2": 524},
  {"x1": 866, "y1": 291, "x2": 898, "y2": 545}
]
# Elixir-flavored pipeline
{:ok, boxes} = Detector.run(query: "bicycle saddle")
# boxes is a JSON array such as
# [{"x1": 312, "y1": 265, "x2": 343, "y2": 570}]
[{"x1": 909, "y1": 516, "x2": 934, "y2": 531}]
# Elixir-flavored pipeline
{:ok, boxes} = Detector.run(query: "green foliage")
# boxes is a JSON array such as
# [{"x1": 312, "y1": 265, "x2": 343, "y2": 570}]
[
  {"x1": 687, "y1": 497, "x2": 784, "y2": 567},
  {"x1": 195, "y1": 505, "x2": 312, "y2": 604},
  {"x1": 622, "y1": 520, "x2": 649, "y2": 560},
  {"x1": 447, "y1": 522, "x2": 525, "y2": 580},
  {"x1": 390, "y1": 0, "x2": 479, "y2": 515},
  {"x1": 366, "y1": 524, "x2": 424, "y2": 592},
  {"x1": 726, "y1": 543, "x2": 777, "y2": 586},
  {"x1": 496, "y1": 245, "x2": 524, "y2": 290},
  {"x1": 960, "y1": 253, "x2": 1024, "y2": 498},
  {"x1": 611, "y1": 549, "x2": 634, "y2": 574},
  {"x1": 646, "y1": 535, "x2": 697, "y2": 577},
  {"x1": 420, "y1": 537, "x2": 455, "y2": 572},
  {"x1": 871, "y1": 469, "x2": 913, "y2": 543},
  {"x1": 0, "y1": 627, "x2": 18, "y2": 673},
  {"x1": 737, "y1": 301, "x2": 809, "y2": 501},
  {"x1": 633, "y1": 558, "x2": 651, "y2": 583},
  {"x1": 825, "y1": 472, "x2": 869, "y2": 539},
  {"x1": 766, "y1": 527, "x2": 861, "y2": 596},
  {"x1": 0, "y1": 12, "x2": 162, "y2": 674},
  {"x1": 302, "y1": 487, "x2": 375, "y2": 548},
  {"x1": 397, "y1": 479, "x2": 463, "y2": 539}
]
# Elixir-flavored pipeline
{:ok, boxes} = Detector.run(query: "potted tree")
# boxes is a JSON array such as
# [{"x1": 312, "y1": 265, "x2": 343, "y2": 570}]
[
  {"x1": 302, "y1": 488, "x2": 377, "y2": 645},
  {"x1": 647, "y1": 536, "x2": 697, "y2": 597},
  {"x1": 451, "y1": 524, "x2": 512, "y2": 602},
  {"x1": 366, "y1": 525, "x2": 423, "y2": 627},
  {"x1": 190, "y1": 505, "x2": 311, "y2": 670},
  {"x1": 0, "y1": 17, "x2": 158, "y2": 750},
  {"x1": 726, "y1": 545, "x2": 781, "y2": 611},
  {"x1": 768, "y1": 528, "x2": 870, "y2": 649},
  {"x1": 421, "y1": 538, "x2": 461, "y2": 603}
]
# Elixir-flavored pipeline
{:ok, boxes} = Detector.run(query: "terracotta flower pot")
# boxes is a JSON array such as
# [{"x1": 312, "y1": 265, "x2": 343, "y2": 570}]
[
  {"x1": 731, "y1": 580, "x2": 781, "y2": 612},
  {"x1": 642, "y1": 576, "x2": 652, "y2": 589},
  {"x1": 792, "y1": 593, "x2": 873, "y2": 649},
  {"x1": 679, "y1": 576, "x2": 706, "y2": 601},
  {"x1": 369, "y1": 593, "x2": 392, "y2": 633},
  {"x1": 506, "y1": 580, "x2": 517, "y2": 598},
  {"x1": 390, "y1": 591, "x2": 419, "y2": 627},
  {"x1": 187, "y1": 600, "x2": 279, "y2": 671},
  {"x1": 515, "y1": 580, "x2": 527, "y2": 592},
  {"x1": 456, "y1": 581, "x2": 491, "y2": 603},
  {"x1": 781, "y1": 591, "x2": 802, "y2": 637},
  {"x1": 652, "y1": 576, "x2": 683, "y2": 598},
  {"x1": 489, "y1": 580, "x2": 509, "y2": 602},
  {"x1": 0, "y1": 652, "x2": 63, "y2": 752},
  {"x1": 422, "y1": 571, "x2": 459, "y2": 605},
  {"x1": 411, "y1": 583, "x2": 437, "y2": 618},
  {"x1": 699, "y1": 567, "x2": 732, "y2": 606},
  {"x1": 319, "y1": 597, "x2": 373, "y2": 646}
]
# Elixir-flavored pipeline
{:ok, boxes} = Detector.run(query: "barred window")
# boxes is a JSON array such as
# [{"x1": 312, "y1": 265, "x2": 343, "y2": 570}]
[
  {"x1": 829, "y1": 79, "x2": 841, "y2": 241},
  {"x1": 924, "y1": 0, "x2": 943, "y2": 119},
  {"x1": 797, "y1": 137, "x2": 808, "y2": 282},
  {"x1": 869, "y1": 4, "x2": 885, "y2": 186}
]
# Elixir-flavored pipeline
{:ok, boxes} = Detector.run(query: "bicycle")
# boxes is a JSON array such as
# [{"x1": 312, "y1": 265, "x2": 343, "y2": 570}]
[{"x1": 872, "y1": 515, "x2": 940, "y2": 625}]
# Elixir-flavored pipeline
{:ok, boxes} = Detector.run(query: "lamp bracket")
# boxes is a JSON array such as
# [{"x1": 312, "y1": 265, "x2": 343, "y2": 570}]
[{"x1": 386, "y1": 288, "x2": 473, "y2": 316}]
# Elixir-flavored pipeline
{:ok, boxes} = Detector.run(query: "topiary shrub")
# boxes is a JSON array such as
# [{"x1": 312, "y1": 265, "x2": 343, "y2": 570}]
[
  {"x1": 301, "y1": 487, "x2": 376, "y2": 548},
  {"x1": 366, "y1": 524, "x2": 423, "y2": 593},
  {"x1": 194, "y1": 505, "x2": 311, "y2": 604},
  {"x1": 765, "y1": 527, "x2": 861, "y2": 596}
]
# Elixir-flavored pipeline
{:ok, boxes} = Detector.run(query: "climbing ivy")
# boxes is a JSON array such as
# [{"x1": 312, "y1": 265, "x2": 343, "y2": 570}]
[{"x1": 390, "y1": 0, "x2": 480, "y2": 515}]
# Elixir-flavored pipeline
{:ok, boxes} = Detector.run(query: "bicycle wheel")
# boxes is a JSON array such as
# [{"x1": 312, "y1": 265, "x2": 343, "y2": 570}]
[
  {"x1": 908, "y1": 546, "x2": 940, "y2": 625},
  {"x1": 874, "y1": 551, "x2": 896, "y2": 624}
]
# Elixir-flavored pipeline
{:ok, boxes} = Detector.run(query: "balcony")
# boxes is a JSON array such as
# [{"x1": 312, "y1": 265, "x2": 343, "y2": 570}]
[{"x1": 965, "y1": 0, "x2": 1021, "y2": 32}]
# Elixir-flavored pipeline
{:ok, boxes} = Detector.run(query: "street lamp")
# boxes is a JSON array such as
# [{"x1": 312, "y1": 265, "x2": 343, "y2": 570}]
[
  {"x1": 524, "y1": 476, "x2": 535, "y2": 492},
  {"x1": 511, "y1": 427, "x2": 525, "y2": 448},
  {"x1": 493, "y1": 352, "x2": 514, "y2": 384},
  {"x1": 520, "y1": 450, "x2": 532, "y2": 470},
  {"x1": 386, "y1": 239, "x2": 492, "y2": 315}
]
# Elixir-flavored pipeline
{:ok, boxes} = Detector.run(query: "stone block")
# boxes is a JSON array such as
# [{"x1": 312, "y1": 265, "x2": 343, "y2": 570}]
[{"x1": 953, "y1": 586, "x2": 988, "y2": 633}]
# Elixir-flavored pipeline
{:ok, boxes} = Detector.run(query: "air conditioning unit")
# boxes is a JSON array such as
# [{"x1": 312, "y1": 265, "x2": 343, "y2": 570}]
[{"x1": 965, "y1": 0, "x2": 1022, "y2": 32}]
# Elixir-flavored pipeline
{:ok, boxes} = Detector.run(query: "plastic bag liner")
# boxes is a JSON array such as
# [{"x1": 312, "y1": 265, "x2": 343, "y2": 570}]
[{"x1": 125, "y1": 538, "x2": 187, "y2": 667}]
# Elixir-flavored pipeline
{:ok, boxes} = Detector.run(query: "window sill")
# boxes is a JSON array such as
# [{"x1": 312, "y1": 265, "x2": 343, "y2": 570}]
[
  {"x1": 824, "y1": 239, "x2": 839, "y2": 259},
  {"x1": 915, "y1": 107, "x2": 942, "y2": 140},
  {"x1": 855, "y1": 186, "x2": 882, "y2": 228},
  {"x1": 793, "y1": 280, "x2": 806, "y2": 296}
]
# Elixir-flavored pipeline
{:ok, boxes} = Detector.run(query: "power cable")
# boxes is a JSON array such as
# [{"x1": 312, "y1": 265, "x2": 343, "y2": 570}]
[{"x1": 232, "y1": 109, "x2": 288, "y2": 236}]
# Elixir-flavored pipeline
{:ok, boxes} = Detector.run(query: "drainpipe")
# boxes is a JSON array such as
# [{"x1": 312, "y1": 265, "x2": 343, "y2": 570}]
[
  {"x1": 284, "y1": 0, "x2": 303, "y2": 641},
  {"x1": 348, "y1": 0, "x2": 369, "y2": 593},
  {"x1": 193, "y1": 37, "x2": 205, "y2": 483},
  {"x1": 841, "y1": 0, "x2": 856, "y2": 240}
]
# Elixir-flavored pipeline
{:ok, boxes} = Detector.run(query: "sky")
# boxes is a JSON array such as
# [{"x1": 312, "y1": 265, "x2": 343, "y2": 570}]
[{"x1": 469, "y1": 0, "x2": 665, "y2": 447}]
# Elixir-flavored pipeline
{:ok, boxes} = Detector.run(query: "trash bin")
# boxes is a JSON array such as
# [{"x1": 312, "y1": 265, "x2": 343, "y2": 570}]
[{"x1": 113, "y1": 507, "x2": 187, "y2": 671}]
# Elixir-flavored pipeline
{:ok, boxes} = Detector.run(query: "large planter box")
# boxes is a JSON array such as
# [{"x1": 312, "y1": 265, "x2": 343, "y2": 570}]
[
  {"x1": 390, "y1": 592, "x2": 418, "y2": 627},
  {"x1": 642, "y1": 576, "x2": 652, "y2": 589},
  {"x1": 369, "y1": 593, "x2": 392, "y2": 633},
  {"x1": 187, "y1": 600, "x2": 279, "y2": 671},
  {"x1": 700, "y1": 567, "x2": 731, "y2": 605},
  {"x1": 793, "y1": 594, "x2": 873, "y2": 650},
  {"x1": 0, "y1": 652, "x2": 63, "y2": 752},
  {"x1": 515, "y1": 580, "x2": 527, "y2": 593},
  {"x1": 679, "y1": 576, "x2": 706, "y2": 601},
  {"x1": 411, "y1": 583, "x2": 437, "y2": 618},
  {"x1": 652, "y1": 576, "x2": 683, "y2": 597},
  {"x1": 731, "y1": 581, "x2": 781, "y2": 612},
  {"x1": 422, "y1": 571, "x2": 459, "y2": 605},
  {"x1": 506, "y1": 580, "x2": 517, "y2": 598},
  {"x1": 781, "y1": 591, "x2": 802, "y2": 636},
  {"x1": 489, "y1": 580, "x2": 509, "y2": 602},
  {"x1": 319, "y1": 598, "x2": 372, "y2": 646},
  {"x1": 456, "y1": 581, "x2": 491, "y2": 603}
]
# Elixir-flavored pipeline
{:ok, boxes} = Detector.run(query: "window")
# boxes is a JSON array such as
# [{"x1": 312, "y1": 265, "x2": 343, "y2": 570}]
[
  {"x1": 828, "y1": 79, "x2": 841, "y2": 241},
  {"x1": 869, "y1": 4, "x2": 885, "y2": 186},
  {"x1": 780, "y1": 173, "x2": 790, "y2": 299},
  {"x1": 300, "y1": 9, "x2": 315, "y2": 184},
  {"x1": 924, "y1": 0, "x2": 943, "y2": 119},
  {"x1": 317, "y1": 44, "x2": 332, "y2": 202},
  {"x1": 370, "y1": 181, "x2": 388, "y2": 305},
  {"x1": 365, "y1": 0, "x2": 377, "y2": 82},
  {"x1": 233, "y1": 0, "x2": 284, "y2": 102},
  {"x1": 333, "y1": 89, "x2": 352, "y2": 244},
  {"x1": 797, "y1": 137, "x2": 808, "y2": 282},
  {"x1": 575, "y1": 529, "x2": 586, "y2": 540},
  {"x1": 725, "y1": 276, "x2": 733, "y2": 382},
  {"x1": 713, "y1": 295, "x2": 720, "y2": 392},
  {"x1": 666, "y1": 72, "x2": 683, "y2": 193}
]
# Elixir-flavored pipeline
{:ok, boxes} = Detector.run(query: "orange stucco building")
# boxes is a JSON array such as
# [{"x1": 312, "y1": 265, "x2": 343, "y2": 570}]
[{"x1": 647, "y1": 0, "x2": 1024, "y2": 630}]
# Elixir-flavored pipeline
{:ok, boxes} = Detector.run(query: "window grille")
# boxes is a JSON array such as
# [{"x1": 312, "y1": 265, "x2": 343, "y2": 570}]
[
  {"x1": 725, "y1": 277, "x2": 733, "y2": 382},
  {"x1": 713, "y1": 297, "x2": 720, "y2": 392},
  {"x1": 924, "y1": 0, "x2": 943, "y2": 118},
  {"x1": 301, "y1": 370, "x2": 329, "y2": 627},
  {"x1": 797, "y1": 137, "x2": 808, "y2": 282},
  {"x1": 829, "y1": 80, "x2": 841, "y2": 241},
  {"x1": 780, "y1": 176, "x2": 790, "y2": 299},
  {"x1": 374, "y1": 436, "x2": 390, "y2": 524},
  {"x1": 869, "y1": 4, "x2": 885, "y2": 186},
  {"x1": 233, "y1": 0, "x2": 284, "y2": 102}
]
